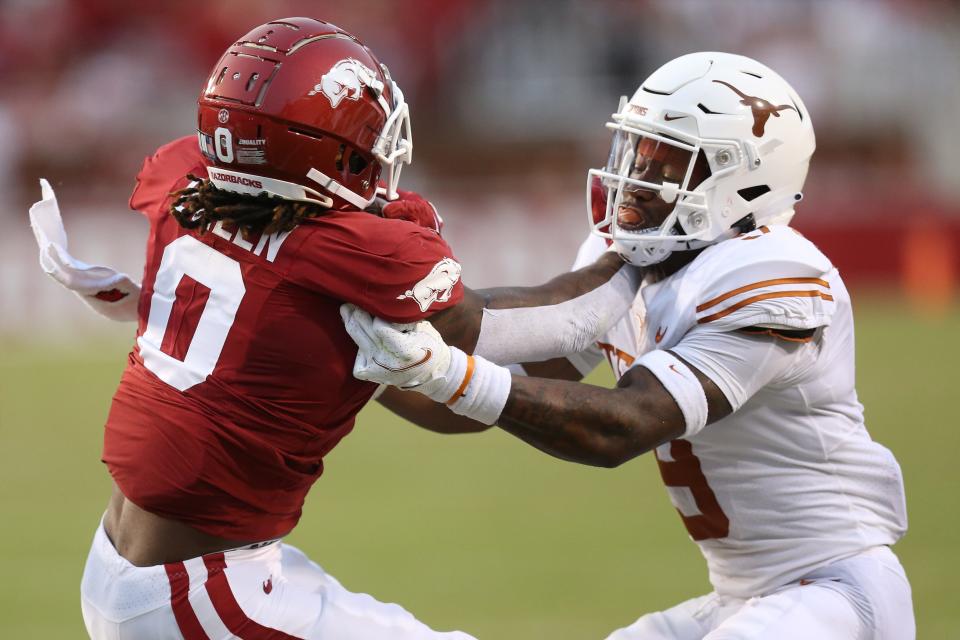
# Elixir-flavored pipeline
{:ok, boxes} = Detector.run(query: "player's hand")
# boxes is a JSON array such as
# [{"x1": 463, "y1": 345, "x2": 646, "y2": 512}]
[
  {"x1": 378, "y1": 189, "x2": 444, "y2": 234},
  {"x1": 341, "y1": 303, "x2": 512, "y2": 424},
  {"x1": 29, "y1": 178, "x2": 141, "y2": 321},
  {"x1": 340, "y1": 303, "x2": 452, "y2": 392}
]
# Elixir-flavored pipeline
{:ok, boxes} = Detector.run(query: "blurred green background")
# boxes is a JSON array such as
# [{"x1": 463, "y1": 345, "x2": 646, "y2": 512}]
[{"x1": 0, "y1": 298, "x2": 956, "y2": 639}]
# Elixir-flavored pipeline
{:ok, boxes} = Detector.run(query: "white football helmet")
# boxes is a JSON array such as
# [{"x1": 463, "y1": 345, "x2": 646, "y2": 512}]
[{"x1": 588, "y1": 52, "x2": 815, "y2": 266}]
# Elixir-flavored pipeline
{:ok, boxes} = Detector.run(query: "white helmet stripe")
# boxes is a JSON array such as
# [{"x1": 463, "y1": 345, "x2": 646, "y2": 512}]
[
  {"x1": 306, "y1": 169, "x2": 373, "y2": 209},
  {"x1": 207, "y1": 168, "x2": 333, "y2": 207}
]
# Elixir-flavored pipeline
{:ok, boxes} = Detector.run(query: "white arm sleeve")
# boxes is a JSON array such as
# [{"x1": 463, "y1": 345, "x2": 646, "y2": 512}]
[
  {"x1": 669, "y1": 326, "x2": 805, "y2": 413},
  {"x1": 565, "y1": 343, "x2": 605, "y2": 377},
  {"x1": 472, "y1": 263, "x2": 640, "y2": 365}
]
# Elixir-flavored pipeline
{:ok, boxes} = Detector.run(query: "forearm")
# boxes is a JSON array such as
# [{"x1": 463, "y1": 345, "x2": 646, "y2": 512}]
[
  {"x1": 377, "y1": 386, "x2": 492, "y2": 434},
  {"x1": 375, "y1": 357, "x2": 581, "y2": 437},
  {"x1": 478, "y1": 252, "x2": 624, "y2": 309},
  {"x1": 432, "y1": 252, "x2": 637, "y2": 363},
  {"x1": 497, "y1": 375, "x2": 683, "y2": 468}
]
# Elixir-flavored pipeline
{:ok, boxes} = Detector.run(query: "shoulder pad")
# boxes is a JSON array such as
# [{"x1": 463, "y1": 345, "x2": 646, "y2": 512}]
[{"x1": 688, "y1": 226, "x2": 836, "y2": 331}]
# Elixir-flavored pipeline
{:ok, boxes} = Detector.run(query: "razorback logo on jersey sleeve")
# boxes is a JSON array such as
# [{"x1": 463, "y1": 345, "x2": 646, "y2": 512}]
[
  {"x1": 285, "y1": 213, "x2": 464, "y2": 323},
  {"x1": 396, "y1": 258, "x2": 462, "y2": 312}
]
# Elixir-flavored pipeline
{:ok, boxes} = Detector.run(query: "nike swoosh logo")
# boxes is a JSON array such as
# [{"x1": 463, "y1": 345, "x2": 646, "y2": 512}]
[
  {"x1": 668, "y1": 364, "x2": 684, "y2": 376},
  {"x1": 373, "y1": 348, "x2": 432, "y2": 372},
  {"x1": 663, "y1": 114, "x2": 686, "y2": 121}
]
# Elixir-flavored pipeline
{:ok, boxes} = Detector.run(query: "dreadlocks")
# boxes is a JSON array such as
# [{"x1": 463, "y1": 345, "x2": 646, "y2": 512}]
[{"x1": 170, "y1": 175, "x2": 327, "y2": 237}]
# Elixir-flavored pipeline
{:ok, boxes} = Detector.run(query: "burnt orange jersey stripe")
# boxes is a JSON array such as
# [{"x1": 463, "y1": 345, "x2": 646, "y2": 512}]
[
  {"x1": 739, "y1": 225, "x2": 771, "y2": 240},
  {"x1": 739, "y1": 327, "x2": 816, "y2": 343},
  {"x1": 696, "y1": 277, "x2": 831, "y2": 313},
  {"x1": 698, "y1": 290, "x2": 833, "y2": 324}
]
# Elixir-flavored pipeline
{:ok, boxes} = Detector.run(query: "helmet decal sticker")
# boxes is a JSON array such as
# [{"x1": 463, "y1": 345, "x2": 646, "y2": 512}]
[
  {"x1": 397, "y1": 258, "x2": 462, "y2": 312},
  {"x1": 310, "y1": 58, "x2": 379, "y2": 108},
  {"x1": 712, "y1": 80, "x2": 797, "y2": 137}
]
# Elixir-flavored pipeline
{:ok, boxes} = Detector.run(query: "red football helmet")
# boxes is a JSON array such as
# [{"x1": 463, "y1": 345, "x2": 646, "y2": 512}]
[{"x1": 197, "y1": 17, "x2": 412, "y2": 210}]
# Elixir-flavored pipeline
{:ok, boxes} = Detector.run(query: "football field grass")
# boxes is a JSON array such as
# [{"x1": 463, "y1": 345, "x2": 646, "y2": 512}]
[{"x1": 1, "y1": 298, "x2": 957, "y2": 638}]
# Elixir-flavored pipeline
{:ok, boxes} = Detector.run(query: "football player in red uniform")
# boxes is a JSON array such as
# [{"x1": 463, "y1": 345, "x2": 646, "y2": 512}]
[{"x1": 30, "y1": 17, "x2": 638, "y2": 640}]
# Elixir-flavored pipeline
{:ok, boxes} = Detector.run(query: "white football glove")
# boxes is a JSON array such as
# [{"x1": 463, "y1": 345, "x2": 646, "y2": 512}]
[
  {"x1": 340, "y1": 303, "x2": 512, "y2": 425},
  {"x1": 29, "y1": 179, "x2": 141, "y2": 321},
  {"x1": 340, "y1": 303, "x2": 453, "y2": 394}
]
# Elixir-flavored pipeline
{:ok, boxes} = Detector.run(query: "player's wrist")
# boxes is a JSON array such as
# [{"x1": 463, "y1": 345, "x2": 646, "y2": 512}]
[
  {"x1": 433, "y1": 348, "x2": 511, "y2": 425},
  {"x1": 416, "y1": 345, "x2": 469, "y2": 402}
]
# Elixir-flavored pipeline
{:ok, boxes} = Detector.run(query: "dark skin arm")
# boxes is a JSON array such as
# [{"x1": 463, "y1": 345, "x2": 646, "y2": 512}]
[
  {"x1": 377, "y1": 357, "x2": 585, "y2": 434},
  {"x1": 497, "y1": 353, "x2": 733, "y2": 467},
  {"x1": 425, "y1": 252, "x2": 626, "y2": 353}
]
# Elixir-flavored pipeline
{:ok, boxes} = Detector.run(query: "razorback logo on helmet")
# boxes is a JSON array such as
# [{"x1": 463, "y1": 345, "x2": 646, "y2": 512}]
[
  {"x1": 309, "y1": 58, "x2": 379, "y2": 108},
  {"x1": 397, "y1": 258, "x2": 462, "y2": 312}
]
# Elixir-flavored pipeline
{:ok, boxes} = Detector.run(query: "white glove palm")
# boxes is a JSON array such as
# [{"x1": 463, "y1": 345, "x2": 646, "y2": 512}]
[{"x1": 29, "y1": 178, "x2": 141, "y2": 321}]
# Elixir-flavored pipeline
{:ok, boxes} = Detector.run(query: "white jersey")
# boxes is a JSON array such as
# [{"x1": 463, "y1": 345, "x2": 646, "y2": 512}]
[{"x1": 573, "y1": 226, "x2": 907, "y2": 598}]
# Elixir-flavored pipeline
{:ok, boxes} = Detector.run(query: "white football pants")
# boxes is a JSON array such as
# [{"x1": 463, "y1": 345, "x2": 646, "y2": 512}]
[
  {"x1": 80, "y1": 521, "x2": 476, "y2": 640},
  {"x1": 605, "y1": 546, "x2": 913, "y2": 640}
]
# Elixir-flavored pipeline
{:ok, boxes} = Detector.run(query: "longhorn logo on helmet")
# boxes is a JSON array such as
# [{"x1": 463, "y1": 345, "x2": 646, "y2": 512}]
[{"x1": 712, "y1": 80, "x2": 797, "y2": 137}]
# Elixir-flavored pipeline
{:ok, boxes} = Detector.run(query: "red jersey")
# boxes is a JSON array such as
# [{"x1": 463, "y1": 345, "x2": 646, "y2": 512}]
[{"x1": 103, "y1": 136, "x2": 463, "y2": 540}]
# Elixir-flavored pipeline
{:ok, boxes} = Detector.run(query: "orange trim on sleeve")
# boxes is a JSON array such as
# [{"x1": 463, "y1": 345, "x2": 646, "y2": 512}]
[
  {"x1": 696, "y1": 277, "x2": 831, "y2": 313},
  {"x1": 739, "y1": 225, "x2": 771, "y2": 240},
  {"x1": 698, "y1": 290, "x2": 834, "y2": 324},
  {"x1": 739, "y1": 327, "x2": 816, "y2": 343},
  {"x1": 446, "y1": 355, "x2": 476, "y2": 405}
]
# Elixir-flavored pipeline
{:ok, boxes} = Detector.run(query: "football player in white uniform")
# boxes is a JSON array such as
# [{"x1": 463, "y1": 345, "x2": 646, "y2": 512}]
[{"x1": 342, "y1": 52, "x2": 914, "y2": 639}]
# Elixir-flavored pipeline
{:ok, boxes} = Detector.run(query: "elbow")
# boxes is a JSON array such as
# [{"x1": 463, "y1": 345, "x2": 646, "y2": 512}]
[
  {"x1": 593, "y1": 451, "x2": 636, "y2": 468},
  {"x1": 583, "y1": 442, "x2": 644, "y2": 468},
  {"x1": 592, "y1": 455, "x2": 627, "y2": 469}
]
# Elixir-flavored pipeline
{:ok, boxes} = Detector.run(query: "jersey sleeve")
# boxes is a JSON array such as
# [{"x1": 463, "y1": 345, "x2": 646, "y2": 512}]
[
  {"x1": 691, "y1": 226, "x2": 837, "y2": 332},
  {"x1": 129, "y1": 136, "x2": 208, "y2": 220},
  {"x1": 669, "y1": 324, "x2": 803, "y2": 413},
  {"x1": 290, "y1": 214, "x2": 464, "y2": 323}
]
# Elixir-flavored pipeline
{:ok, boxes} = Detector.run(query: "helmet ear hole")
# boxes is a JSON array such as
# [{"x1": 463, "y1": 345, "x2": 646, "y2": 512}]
[
  {"x1": 689, "y1": 149, "x2": 712, "y2": 190},
  {"x1": 348, "y1": 150, "x2": 369, "y2": 174},
  {"x1": 737, "y1": 185, "x2": 771, "y2": 202},
  {"x1": 731, "y1": 213, "x2": 757, "y2": 234}
]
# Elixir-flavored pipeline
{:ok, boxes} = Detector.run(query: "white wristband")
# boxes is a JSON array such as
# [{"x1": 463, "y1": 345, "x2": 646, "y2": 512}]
[
  {"x1": 419, "y1": 347, "x2": 511, "y2": 425},
  {"x1": 634, "y1": 349, "x2": 709, "y2": 438}
]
